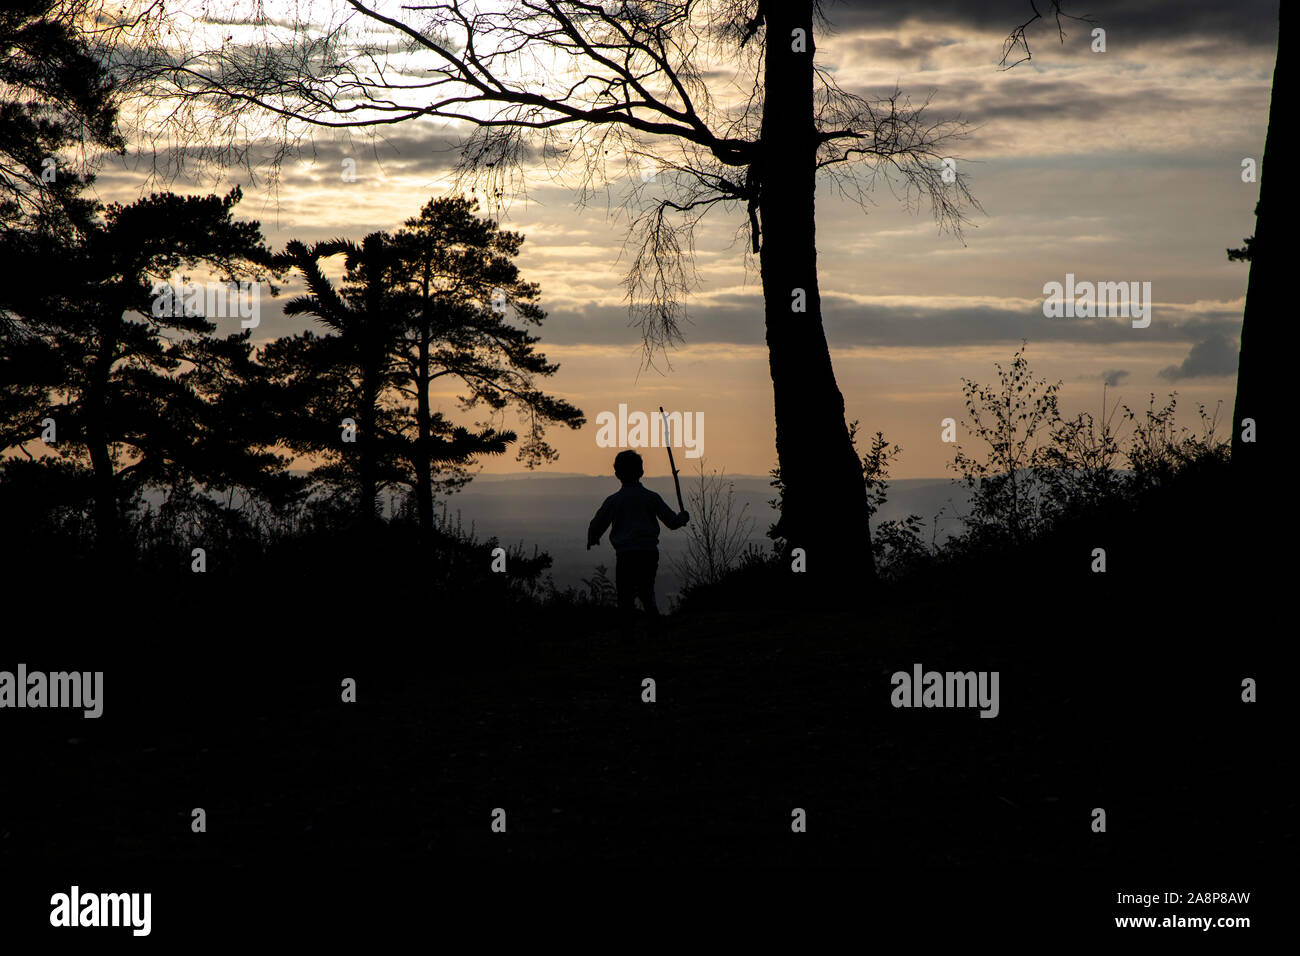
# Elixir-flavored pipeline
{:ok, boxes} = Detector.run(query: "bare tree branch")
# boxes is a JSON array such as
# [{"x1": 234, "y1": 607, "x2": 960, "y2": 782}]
[
  {"x1": 1000, "y1": 1, "x2": 1098, "y2": 70},
  {"x1": 119, "y1": 1, "x2": 980, "y2": 363}
]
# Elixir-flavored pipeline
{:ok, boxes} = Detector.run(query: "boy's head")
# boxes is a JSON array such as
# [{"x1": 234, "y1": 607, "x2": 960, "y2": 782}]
[{"x1": 613, "y1": 449, "x2": 644, "y2": 483}]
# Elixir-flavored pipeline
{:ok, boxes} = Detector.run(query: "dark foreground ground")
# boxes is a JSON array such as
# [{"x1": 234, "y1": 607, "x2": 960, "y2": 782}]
[{"x1": 0, "y1": 492, "x2": 1284, "y2": 938}]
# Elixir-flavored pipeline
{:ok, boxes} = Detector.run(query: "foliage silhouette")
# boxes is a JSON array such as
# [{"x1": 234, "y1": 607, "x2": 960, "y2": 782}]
[
  {"x1": 0, "y1": 0, "x2": 124, "y2": 231},
  {"x1": 265, "y1": 199, "x2": 584, "y2": 534},
  {"x1": 0, "y1": 186, "x2": 285, "y2": 558}
]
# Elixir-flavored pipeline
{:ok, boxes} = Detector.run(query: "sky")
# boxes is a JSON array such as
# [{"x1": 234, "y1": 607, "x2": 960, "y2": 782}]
[{"x1": 92, "y1": 0, "x2": 1279, "y2": 479}]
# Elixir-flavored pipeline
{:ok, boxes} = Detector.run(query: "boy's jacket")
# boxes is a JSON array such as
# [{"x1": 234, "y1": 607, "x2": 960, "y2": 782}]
[{"x1": 589, "y1": 481, "x2": 686, "y2": 552}]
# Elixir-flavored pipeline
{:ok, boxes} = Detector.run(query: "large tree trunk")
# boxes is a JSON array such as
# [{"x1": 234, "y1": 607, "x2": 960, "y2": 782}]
[
  {"x1": 758, "y1": 0, "x2": 875, "y2": 590},
  {"x1": 1231, "y1": 4, "x2": 1282, "y2": 478}
]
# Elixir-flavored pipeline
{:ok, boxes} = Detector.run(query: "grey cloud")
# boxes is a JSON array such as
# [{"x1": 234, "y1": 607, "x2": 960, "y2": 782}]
[
  {"x1": 1102, "y1": 369, "x2": 1130, "y2": 386},
  {"x1": 99, "y1": 127, "x2": 506, "y2": 188},
  {"x1": 1158, "y1": 331, "x2": 1239, "y2": 380},
  {"x1": 824, "y1": 0, "x2": 1279, "y2": 48},
  {"x1": 853, "y1": 35, "x2": 954, "y2": 60},
  {"x1": 822, "y1": 297, "x2": 1241, "y2": 348},
  {"x1": 535, "y1": 293, "x2": 1242, "y2": 349},
  {"x1": 843, "y1": 73, "x2": 1247, "y2": 145}
]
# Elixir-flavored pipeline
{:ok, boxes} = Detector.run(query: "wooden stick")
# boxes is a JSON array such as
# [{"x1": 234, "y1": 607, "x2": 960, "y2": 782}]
[{"x1": 659, "y1": 406, "x2": 684, "y2": 511}]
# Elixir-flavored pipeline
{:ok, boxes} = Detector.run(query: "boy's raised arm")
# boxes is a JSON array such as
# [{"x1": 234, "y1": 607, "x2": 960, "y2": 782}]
[{"x1": 655, "y1": 493, "x2": 689, "y2": 530}]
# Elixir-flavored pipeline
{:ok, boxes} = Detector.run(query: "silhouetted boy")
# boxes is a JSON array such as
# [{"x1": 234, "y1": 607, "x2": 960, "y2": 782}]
[{"x1": 587, "y1": 449, "x2": 689, "y2": 619}]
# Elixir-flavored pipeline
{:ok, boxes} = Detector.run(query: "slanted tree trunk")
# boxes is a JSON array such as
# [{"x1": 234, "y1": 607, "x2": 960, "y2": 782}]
[
  {"x1": 1231, "y1": 3, "x2": 1282, "y2": 478},
  {"x1": 358, "y1": 352, "x2": 379, "y2": 528},
  {"x1": 86, "y1": 312, "x2": 119, "y2": 556},
  {"x1": 358, "y1": 273, "x2": 381, "y2": 528},
  {"x1": 87, "y1": 423, "x2": 118, "y2": 553},
  {"x1": 759, "y1": 0, "x2": 874, "y2": 588},
  {"x1": 414, "y1": 293, "x2": 434, "y2": 536}
]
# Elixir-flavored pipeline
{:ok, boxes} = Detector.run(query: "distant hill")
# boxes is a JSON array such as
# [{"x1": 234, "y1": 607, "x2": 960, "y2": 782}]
[{"x1": 444, "y1": 473, "x2": 972, "y2": 602}]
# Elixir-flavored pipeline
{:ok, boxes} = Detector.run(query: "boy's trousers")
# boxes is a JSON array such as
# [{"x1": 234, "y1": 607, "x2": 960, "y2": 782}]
[{"x1": 615, "y1": 549, "x2": 659, "y2": 615}]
